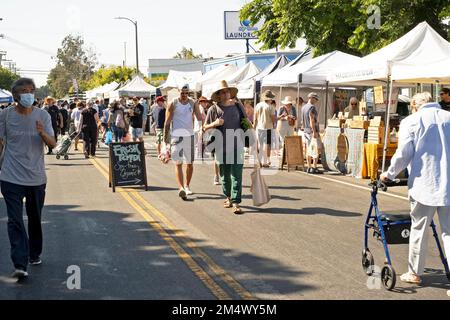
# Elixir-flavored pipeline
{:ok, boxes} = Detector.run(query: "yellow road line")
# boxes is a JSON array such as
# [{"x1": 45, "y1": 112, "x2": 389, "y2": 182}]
[
  {"x1": 89, "y1": 158, "x2": 231, "y2": 300},
  {"x1": 91, "y1": 156, "x2": 254, "y2": 300},
  {"x1": 130, "y1": 191, "x2": 255, "y2": 300}
]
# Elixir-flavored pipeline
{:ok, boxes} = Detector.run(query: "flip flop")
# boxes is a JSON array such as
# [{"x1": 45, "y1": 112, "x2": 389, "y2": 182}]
[
  {"x1": 224, "y1": 199, "x2": 232, "y2": 208},
  {"x1": 233, "y1": 204, "x2": 244, "y2": 215}
]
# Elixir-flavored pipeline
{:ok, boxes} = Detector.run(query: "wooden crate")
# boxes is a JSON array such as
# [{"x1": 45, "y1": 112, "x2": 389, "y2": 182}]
[
  {"x1": 328, "y1": 119, "x2": 346, "y2": 128},
  {"x1": 350, "y1": 120, "x2": 370, "y2": 130},
  {"x1": 368, "y1": 126, "x2": 386, "y2": 144}
]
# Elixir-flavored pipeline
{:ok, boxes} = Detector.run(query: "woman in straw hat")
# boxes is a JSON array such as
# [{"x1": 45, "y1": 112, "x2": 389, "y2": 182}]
[
  {"x1": 277, "y1": 96, "x2": 297, "y2": 152},
  {"x1": 204, "y1": 80, "x2": 249, "y2": 215}
]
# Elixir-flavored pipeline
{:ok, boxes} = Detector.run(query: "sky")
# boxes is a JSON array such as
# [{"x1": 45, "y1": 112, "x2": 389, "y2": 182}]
[{"x1": 0, "y1": 0, "x2": 302, "y2": 87}]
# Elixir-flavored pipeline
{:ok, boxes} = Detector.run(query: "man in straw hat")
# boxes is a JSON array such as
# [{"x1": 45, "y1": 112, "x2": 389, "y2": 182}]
[
  {"x1": 204, "y1": 80, "x2": 249, "y2": 215},
  {"x1": 163, "y1": 84, "x2": 203, "y2": 201},
  {"x1": 253, "y1": 90, "x2": 277, "y2": 168}
]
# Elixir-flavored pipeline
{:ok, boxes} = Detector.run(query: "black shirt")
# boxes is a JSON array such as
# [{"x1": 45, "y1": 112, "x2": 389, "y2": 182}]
[
  {"x1": 152, "y1": 106, "x2": 166, "y2": 129},
  {"x1": 440, "y1": 100, "x2": 450, "y2": 112},
  {"x1": 129, "y1": 104, "x2": 144, "y2": 129},
  {"x1": 81, "y1": 108, "x2": 98, "y2": 130},
  {"x1": 48, "y1": 105, "x2": 61, "y2": 129}
]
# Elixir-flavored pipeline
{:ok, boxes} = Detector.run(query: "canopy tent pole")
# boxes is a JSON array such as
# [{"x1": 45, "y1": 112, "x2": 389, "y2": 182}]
[
  {"x1": 381, "y1": 77, "x2": 394, "y2": 173},
  {"x1": 435, "y1": 80, "x2": 440, "y2": 102},
  {"x1": 253, "y1": 79, "x2": 258, "y2": 108},
  {"x1": 324, "y1": 81, "x2": 329, "y2": 129}
]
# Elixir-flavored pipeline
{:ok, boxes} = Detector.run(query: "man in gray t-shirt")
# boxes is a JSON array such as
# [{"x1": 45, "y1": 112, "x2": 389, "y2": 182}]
[
  {"x1": 301, "y1": 92, "x2": 322, "y2": 174},
  {"x1": 0, "y1": 78, "x2": 56, "y2": 279}
]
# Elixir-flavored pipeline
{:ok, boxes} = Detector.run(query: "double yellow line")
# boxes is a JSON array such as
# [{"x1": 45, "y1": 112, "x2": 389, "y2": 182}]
[{"x1": 89, "y1": 156, "x2": 254, "y2": 300}]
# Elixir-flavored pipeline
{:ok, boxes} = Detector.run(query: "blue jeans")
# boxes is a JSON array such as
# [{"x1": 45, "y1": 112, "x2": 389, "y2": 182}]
[
  {"x1": 1, "y1": 181, "x2": 46, "y2": 271},
  {"x1": 111, "y1": 124, "x2": 124, "y2": 142}
]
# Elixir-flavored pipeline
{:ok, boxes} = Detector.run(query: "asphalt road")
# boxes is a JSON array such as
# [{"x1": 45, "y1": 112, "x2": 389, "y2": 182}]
[{"x1": 1, "y1": 135, "x2": 449, "y2": 300}]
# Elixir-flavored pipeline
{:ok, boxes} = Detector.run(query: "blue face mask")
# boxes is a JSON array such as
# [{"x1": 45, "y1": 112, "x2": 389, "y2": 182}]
[{"x1": 19, "y1": 93, "x2": 35, "y2": 108}]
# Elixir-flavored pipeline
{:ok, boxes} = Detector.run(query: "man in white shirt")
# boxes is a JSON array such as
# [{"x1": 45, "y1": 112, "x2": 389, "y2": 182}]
[
  {"x1": 253, "y1": 90, "x2": 277, "y2": 167},
  {"x1": 163, "y1": 85, "x2": 202, "y2": 200},
  {"x1": 381, "y1": 92, "x2": 450, "y2": 289}
]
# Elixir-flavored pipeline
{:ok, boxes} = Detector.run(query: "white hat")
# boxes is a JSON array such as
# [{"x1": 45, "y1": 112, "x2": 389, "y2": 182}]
[{"x1": 281, "y1": 96, "x2": 295, "y2": 105}]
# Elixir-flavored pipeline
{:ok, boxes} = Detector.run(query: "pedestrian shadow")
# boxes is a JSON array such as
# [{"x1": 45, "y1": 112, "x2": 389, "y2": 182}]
[
  {"x1": 240, "y1": 206, "x2": 361, "y2": 217},
  {"x1": 0, "y1": 203, "x2": 316, "y2": 299}
]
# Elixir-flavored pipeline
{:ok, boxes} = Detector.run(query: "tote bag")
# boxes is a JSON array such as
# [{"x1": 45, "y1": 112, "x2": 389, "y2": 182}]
[{"x1": 250, "y1": 166, "x2": 271, "y2": 207}]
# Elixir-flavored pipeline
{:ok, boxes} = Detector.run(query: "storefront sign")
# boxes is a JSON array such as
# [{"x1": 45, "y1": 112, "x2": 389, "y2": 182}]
[{"x1": 224, "y1": 11, "x2": 264, "y2": 40}]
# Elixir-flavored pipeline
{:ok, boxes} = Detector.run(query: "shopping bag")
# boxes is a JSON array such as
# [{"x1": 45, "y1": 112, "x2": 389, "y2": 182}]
[
  {"x1": 307, "y1": 138, "x2": 320, "y2": 159},
  {"x1": 105, "y1": 130, "x2": 113, "y2": 146},
  {"x1": 250, "y1": 166, "x2": 271, "y2": 207}
]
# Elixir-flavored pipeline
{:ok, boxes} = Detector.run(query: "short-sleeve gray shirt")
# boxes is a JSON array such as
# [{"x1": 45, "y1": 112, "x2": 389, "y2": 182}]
[{"x1": 0, "y1": 106, "x2": 54, "y2": 186}]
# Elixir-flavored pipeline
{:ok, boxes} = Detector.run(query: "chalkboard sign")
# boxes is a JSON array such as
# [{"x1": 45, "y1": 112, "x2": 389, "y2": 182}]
[
  {"x1": 109, "y1": 142, "x2": 148, "y2": 192},
  {"x1": 280, "y1": 136, "x2": 305, "y2": 172}
]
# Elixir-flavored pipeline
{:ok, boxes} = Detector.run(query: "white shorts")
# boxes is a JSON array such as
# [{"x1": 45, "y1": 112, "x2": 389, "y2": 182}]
[{"x1": 171, "y1": 135, "x2": 195, "y2": 164}]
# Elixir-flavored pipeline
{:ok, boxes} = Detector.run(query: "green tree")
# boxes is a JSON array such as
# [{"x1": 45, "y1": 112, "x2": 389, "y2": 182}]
[
  {"x1": 241, "y1": 0, "x2": 450, "y2": 56},
  {"x1": 173, "y1": 47, "x2": 203, "y2": 59},
  {"x1": 35, "y1": 85, "x2": 50, "y2": 100},
  {"x1": 47, "y1": 35, "x2": 97, "y2": 97},
  {"x1": 0, "y1": 66, "x2": 19, "y2": 91},
  {"x1": 86, "y1": 65, "x2": 136, "y2": 90}
]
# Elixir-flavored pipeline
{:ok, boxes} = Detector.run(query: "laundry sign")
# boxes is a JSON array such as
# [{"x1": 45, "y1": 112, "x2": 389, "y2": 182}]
[{"x1": 224, "y1": 11, "x2": 264, "y2": 40}]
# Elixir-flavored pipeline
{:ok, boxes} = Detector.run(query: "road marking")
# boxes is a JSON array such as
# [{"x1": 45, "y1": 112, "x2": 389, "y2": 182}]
[
  {"x1": 130, "y1": 191, "x2": 254, "y2": 300},
  {"x1": 297, "y1": 171, "x2": 410, "y2": 202},
  {"x1": 89, "y1": 156, "x2": 251, "y2": 300}
]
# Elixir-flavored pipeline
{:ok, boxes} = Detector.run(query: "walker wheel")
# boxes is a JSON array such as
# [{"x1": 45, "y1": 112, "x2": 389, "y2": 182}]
[
  {"x1": 381, "y1": 265, "x2": 396, "y2": 291},
  {"x1": 56, "y1": 155, "x2": 61, "y2": 160},
  {"x1": 362, "y1": 249, "x2": 375, "y2": 276},
  {"x1": 64, "y1": 155, "x2": 69, "y2": 160}
]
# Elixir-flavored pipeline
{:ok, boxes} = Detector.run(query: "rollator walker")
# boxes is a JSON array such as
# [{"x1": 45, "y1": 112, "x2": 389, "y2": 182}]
[{"x1": 362, "y1": 179, "x2": 450, "y2": 290}]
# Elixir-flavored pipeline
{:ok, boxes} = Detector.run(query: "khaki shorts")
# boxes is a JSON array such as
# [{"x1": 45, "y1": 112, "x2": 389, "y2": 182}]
[{"x1": 171, "y1": 135, "x2": 195, "y2": 164}]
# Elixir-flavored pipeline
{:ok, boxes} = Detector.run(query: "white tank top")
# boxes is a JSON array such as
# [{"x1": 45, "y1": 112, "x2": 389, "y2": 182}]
[{"x1": 172, "y1": 100, "x2": 194, "y2": 137}]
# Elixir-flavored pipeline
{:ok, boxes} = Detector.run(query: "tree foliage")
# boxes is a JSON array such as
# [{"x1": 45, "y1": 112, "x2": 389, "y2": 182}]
[
  {"x1": 173, "y1": 47, "x2": 203, "y2": 59},
  {"x1": 241, "y1": 0, "x2": 450, "y2": 56},
  {"x1": 0, "y1": 66, "x2": 19, "y2": 91},
  {"x1": 35, "y1": 85, "x2": 50, "y2": 100},
  {"x1": 86, "y1": 65, "x2": 136, "y2": 90},
  {"x1": 47, "y1": 35, "x2": 97, "y2": 97}
]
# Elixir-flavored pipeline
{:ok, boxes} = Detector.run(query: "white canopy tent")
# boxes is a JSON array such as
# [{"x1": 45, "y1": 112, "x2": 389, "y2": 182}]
[
  {"x1": 108, "y1": 76, "x2": 156, "y2": 100},
  {"x1": 0, "y1": 89, "x2": 13, "y2": 104},
  {"x1": 263, "y1": 51, "x2": 362, "y2": 87},
  {"x1": 86, "y1": 81, "x2": 119, "y2": 99},
  {"x1": 159, "y1": 70, "x2": 203, "y2": 95},
  {"x1": 236, "y1": 55, "x2": 291, "y2": 99},
  {"x1": 329, "y1": 21, "x2": 450, "y2": 172},
  {"x1": 329, "y1": 22, "x2": 450, "y2": 86},
  {"x1": 195, "y1": 64, "x2": 238, "y2": 99}
]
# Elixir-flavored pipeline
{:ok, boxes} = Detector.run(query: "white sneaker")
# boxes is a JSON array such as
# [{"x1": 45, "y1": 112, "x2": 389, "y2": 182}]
[
  {"x1": 12, "y1": 269, "x2": 28, "y2": 279},
  {"x1": 178, "y1": 189, "x2": 187, "y2": 201},
  {"x1": 184, "y1": 187, "x2": 194, "y2": 195},
  {"x1": 214, "y1": 176, "x2": 221, "y2": 185}
]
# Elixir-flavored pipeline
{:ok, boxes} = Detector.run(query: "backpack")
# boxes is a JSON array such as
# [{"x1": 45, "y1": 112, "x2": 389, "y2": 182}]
[{"x1": 115, "y1": 110, "x2": 125, "y2": 129}]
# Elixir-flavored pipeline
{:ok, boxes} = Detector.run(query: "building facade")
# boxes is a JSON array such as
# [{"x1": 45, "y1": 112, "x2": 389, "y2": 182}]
[{"x1": 147, "y1": 59, "x2": 205, "y2": 86}]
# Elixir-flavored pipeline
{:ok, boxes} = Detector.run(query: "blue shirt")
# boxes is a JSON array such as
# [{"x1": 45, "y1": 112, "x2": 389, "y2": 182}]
[{"x1": 386, "y1": 103, "x2": 450, "y2": 206}]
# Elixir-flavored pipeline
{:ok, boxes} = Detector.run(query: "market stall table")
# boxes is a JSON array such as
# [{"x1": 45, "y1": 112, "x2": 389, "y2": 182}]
[{"x1": 361, "y1": 143, "x2": 398, "y2": 181}]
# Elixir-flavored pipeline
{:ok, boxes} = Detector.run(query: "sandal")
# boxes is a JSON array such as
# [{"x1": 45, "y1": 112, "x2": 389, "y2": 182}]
[
  {"x1": 224, "y1": 199, "x2": 232, "y2": 208},
  {"x1": 400, "y1": 272, "x2": 422, "y2": 284},
  {"x1": 233, "y1": 204, "x2": 244, "y2": 215}
]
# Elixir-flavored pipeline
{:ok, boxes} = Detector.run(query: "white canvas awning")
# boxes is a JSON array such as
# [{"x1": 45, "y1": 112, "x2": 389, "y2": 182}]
[
  {"x1": 262, "y1": 51, "x2": 362, "y2": 87},
  {"x1": 236, "y1": 55, "x2": 291, "y2": 99},
  {"x1": 195, "y1": 64, "x2": 239, "y2": 99},
  {"x1": 86, "y1": 81, "x2": 120, "y2": 99},
  {"x1": 159, "y1": 70, "x2": 203, "y2": 94},
  {"x1": 108, "y1": 76, "x2": 156, "y2": 100},
  {"x1": 0, "y1": 89, "x2": 13, "y2": 103},
  {"x1": 329, "y1": 22, "x2": 450, "y2": 86}
]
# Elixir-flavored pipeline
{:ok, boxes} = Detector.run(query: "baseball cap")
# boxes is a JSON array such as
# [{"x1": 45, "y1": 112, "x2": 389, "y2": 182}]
[
  {"x1": 156, "y1": 96, "x2": 166, "y2": 103},
  {"x1": 308, "y1": 92, "x2": 320, "y2": 100}
]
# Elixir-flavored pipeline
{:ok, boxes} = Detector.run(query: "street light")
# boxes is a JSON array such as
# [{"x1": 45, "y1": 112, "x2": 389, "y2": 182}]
[{"x1": 115, "y1": 17, "x2": 139, "y2": 74}]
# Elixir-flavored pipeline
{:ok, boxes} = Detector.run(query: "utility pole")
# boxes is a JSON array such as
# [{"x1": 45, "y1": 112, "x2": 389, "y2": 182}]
[{"x1": 115, "y1": 17, "x2": 139, "y2": 74}]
